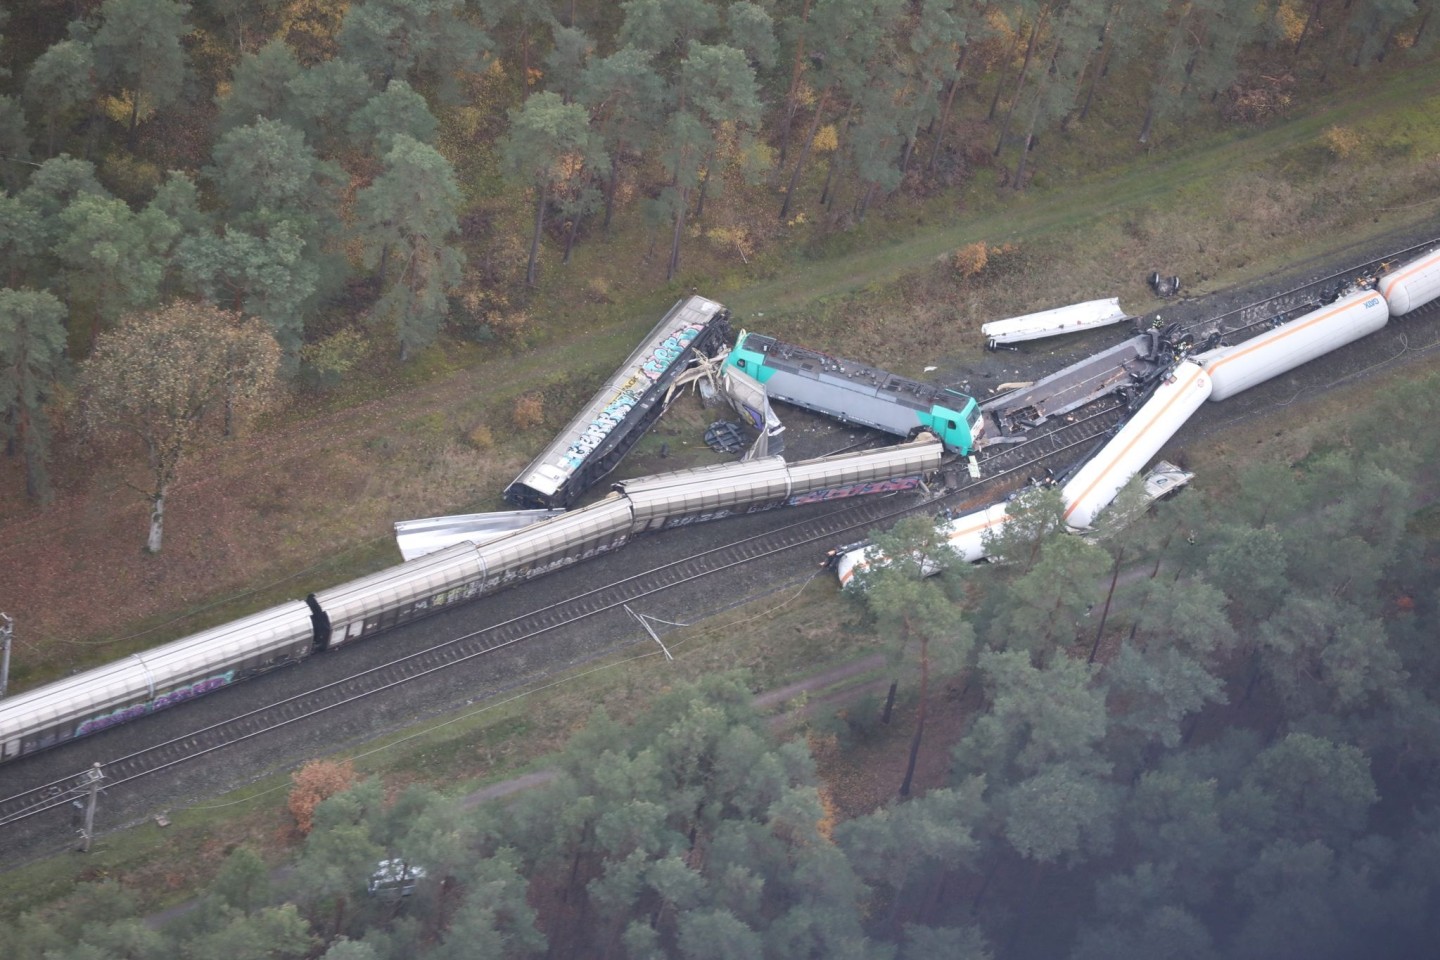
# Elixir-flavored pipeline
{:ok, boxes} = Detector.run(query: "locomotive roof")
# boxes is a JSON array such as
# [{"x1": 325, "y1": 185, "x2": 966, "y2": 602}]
[{"x1": 740, "y1": 333, "x2": 972, "y2": 411}]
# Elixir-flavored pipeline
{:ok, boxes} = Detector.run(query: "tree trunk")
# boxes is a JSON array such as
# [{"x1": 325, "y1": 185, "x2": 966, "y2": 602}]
[
  {"x1": 1294, "y1": 0, "x2": 1325, "y2": 57},
  {"x1": 779, "y1": 87, "x2": 830, "y2": 221},
  {"x1": 147, "y1": 487, "x2": 165, "y2": 553},
  {"x1": 899, "y1": 630, "x2": 929, "y2": 797},
  {"x1": 18, "y1": 405, "x2": 46, "y2": 501},
  {"x1": 563, "y1": 205, "x2": 583, "y2": 263},
  {"x1": 1376, "y1": 25, "x2": 1397, "y2": 62},
  {"x1": 1079, "y1": 4, "x2": 1119, "y2": 122},
  {"x1": 126, "y1": 88, "x2": 141, "y2": 148},
  {"x1": 520, "y1": 21, "x2": 531, "y2": 99},
  {"x1": 1011, "y1": 41, "x2": 1059, "y2": 190},
  {"x1": 899, "y1": 129, "x2": 918, "y2": 178},
  {"x1": 666, "y1": 186, "x2": 688, "y2": 281},
  {"x1": 695, "y1": 150, "x2": 715, "y2": 221},
  {"x1": 1089, "y1": 549, "x2": 1124, "y2": 663},
  {"x1": 526, "y1": 180, "x2": 548, "y2": 287},
  {"x1": 988, "y1": 25, "x2": 1031, "y2": 122},
  {"x1": 856, "y1": 180, "x2": 878, "y2": 221},
  {"x1": 603, "y1": 150, "x2": 622, "y2": 231},
  {"x1": 881, "y1": 680, "x2": 898, "y2": 724},
  {"x1": 927, "y1": 42, "x2": 974, "y2": 174},
  {"x1": 776, "y1": 0, "x2": 814, "y2": 170},
  {"x1": 927, "y1": 76, "x2": 961, "y2": 174},
  {"x1": 994, "y1": 16, "x2": 1043, "y2": 156}
]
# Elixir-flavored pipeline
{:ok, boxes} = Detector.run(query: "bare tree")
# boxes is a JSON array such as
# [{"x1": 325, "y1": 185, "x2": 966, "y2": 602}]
[{"x1": 80, "y1": 301, "x2": 282, "y2": 553}]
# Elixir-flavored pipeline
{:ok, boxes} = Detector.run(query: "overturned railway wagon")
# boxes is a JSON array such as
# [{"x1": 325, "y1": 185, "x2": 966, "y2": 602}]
[{"x1": 504, "y1": 296, "x2": 733, "y2": 510}]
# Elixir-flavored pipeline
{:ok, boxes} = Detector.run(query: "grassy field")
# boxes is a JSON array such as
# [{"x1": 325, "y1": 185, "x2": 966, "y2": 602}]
[{"x1": 3, "y1": 52, "x2": 1440, "y2": 916}]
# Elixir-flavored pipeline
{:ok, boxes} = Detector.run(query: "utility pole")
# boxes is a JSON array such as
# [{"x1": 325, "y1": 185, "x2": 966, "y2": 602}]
[
  {"x1": 77, "y1": 763, "x2": 104, "y2": 853},
  {"x1": 0, "y1": 612, "x2": 11, "y2": 699}
]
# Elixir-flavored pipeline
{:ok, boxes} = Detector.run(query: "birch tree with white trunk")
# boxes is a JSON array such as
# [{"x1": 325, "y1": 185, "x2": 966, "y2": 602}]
[{"x1": 80, "y1": 301, "x2": 281, "y2": 553}]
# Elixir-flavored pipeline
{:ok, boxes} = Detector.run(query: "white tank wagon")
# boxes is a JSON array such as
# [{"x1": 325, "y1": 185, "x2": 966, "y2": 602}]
[
  {"x1": 1377, "y1": 245, "x2": 1440, "y2": 317},
  {"x1": 1195, "y1": 289, "x2": 1388, "y2": 402},
  {"x1": 835, "y1": 502, "x2": 1012, "y2": 589},
  {"x1": 1061, "y1": 361, "x2": 1212, "y2": 530},
  {"x1": 0, "y1": 602, "x2": 316, "y2": 761},
  {"x1": 981, "y1": 298, "x2": 1129, "y2": 349}
]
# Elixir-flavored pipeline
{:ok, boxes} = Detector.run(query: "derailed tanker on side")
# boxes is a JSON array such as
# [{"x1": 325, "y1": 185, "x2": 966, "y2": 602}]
[
  {"x1": 981, "y1": 298, "x2": 1129, "y2": 349},
  {"x1": 1060, "y1": 361, "x2": 1211, "y2": 530},
  {"x1": 834, "y1": 502, "x2": 1011, "y2": 589}
]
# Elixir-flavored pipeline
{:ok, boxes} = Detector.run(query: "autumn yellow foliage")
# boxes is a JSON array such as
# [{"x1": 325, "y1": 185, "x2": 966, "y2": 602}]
[
  {"x1": 512, "y1": 393, "x2": 546, "y2": 431},
  {"x1": 1274, "y1": 0, "x2": 1308, "y2": 44},
  {"x1": 1320, "y1": 125, "x2": 1364, "y2": 160},
  {"x1": 952, "y1": 242, "x2": 990, "y2": 278},
  {"x1": 812, "y1": 124, "x2": 839, "y2": 153},
  {"x1": 953, "y1": 241, "x2": 1021, "y2": 282}
]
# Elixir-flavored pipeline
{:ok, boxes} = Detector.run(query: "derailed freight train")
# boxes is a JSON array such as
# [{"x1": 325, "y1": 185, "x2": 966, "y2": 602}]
[
  {"x1": 0, "y1": 438, "x2": 942, "y2": 762},
  {"x1": 832, "y1": 242, "x2": 1440, "y2": 585}
]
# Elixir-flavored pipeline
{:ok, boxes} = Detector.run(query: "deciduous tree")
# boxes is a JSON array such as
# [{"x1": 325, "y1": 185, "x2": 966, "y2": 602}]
[{"x1": 79, "y1": 301, "x2": 282, "y2": 552}]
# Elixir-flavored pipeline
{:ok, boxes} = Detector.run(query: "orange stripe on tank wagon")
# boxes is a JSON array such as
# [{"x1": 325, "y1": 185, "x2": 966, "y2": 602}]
[
  {"x1": 1381, "y1": 253, "x2": 1439, "y2": 296},
  {"x1": 1205, "y1": 295, "x2": 1377, "y2": 378},
  {"x1": 1062, "y1": 365, "x2": 1207, "y2": 523}
]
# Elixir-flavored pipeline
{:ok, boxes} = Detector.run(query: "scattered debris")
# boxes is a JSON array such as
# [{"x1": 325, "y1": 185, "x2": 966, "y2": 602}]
[
  {"x1": 704, "y1": 420, "x2": 748, "y2": 454},
  {"x1": 1147, "y1": 271, "x2": 1182, "y2": 298}
]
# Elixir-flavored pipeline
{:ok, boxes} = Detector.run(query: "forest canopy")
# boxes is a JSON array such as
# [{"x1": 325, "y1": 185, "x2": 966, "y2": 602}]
[{"x1": 1, "y1": 0, "x2": 1436, "y2": 493}]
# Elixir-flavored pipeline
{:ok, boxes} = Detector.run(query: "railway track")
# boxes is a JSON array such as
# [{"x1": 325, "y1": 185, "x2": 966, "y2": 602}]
[
  {"x1": 0, "y1": 402, "x2": 1127, "y2": 837},
  {"x1": 1181, "y1": 238, "x2": 1440, "y2": 343}
]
